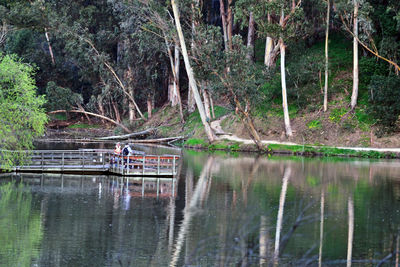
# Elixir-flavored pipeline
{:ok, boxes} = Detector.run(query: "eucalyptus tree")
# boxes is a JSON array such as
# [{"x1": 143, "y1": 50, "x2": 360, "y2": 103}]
[
  {"x1": 252, "y1": 0, "x2": 304, "y2": 137},
  {"x1": 323, "y1": 0, "x2": 330, "y2": 112},
  {"x1": 171, "y1": 0, "x2": 217, "y2": 142},
  {"x1": 192, "y1": 26, "x2": 264, "y2": 148}
]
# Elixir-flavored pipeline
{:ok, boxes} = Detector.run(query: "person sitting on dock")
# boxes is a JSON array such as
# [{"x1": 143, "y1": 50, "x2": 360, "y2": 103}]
[
  {"x1": 114, "y1": 142, "x2": 122, "y2": 155},
  {"x1": 111, "y1": 142, "x2": 122, "y2": 165}
]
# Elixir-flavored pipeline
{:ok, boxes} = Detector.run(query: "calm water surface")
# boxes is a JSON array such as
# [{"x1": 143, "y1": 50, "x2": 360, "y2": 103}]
[{"x1": 0, "y1": 144, "x2": 399, "y2": 266}]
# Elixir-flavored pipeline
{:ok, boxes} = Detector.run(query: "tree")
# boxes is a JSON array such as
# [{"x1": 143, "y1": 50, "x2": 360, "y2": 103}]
[
  {"x1": 323, "y1": 0, "x2": 330, "y2": 112},
  {"x1": 254, "y1": 0, "x2": 303, "y2": 137},
  {"x1": 351, "y1": 0, "x2": 359, "y2": 110},
  {"x1": 0, "y1": 54, "x2": 47, "y2": 168},
  {"x1": 170, "y1": 0, "x2": 216, "y2": 142}
]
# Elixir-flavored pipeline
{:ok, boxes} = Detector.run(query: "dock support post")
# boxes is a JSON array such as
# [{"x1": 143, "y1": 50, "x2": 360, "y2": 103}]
[
  {"x1": 82, "y1": 151, "x2": 85, "y2": 169},
  {"x1": 142, "y1": 177, "x2": 145, "y2": 197},
  {"x1": 117, "y1": 155, "x2": 120, "y2": 174},
  {"x1": 173, "y1": 156, "x2": 176, "y2": 175},
  {"x1": 157, "y1": 156, "x2": 160, "y2": 175},
  {"x1": 142, "y1": 156, "x2": 145, "y2": 175},
  {"x1": 157, "y1": 178, "x2": 160, "y2": 199},
  {"x1": 127, "y1": 157, "x2": 130, "y2": 175},
  {"x1": 62, "y1": 152, "x2": 64, "y2": 172}
]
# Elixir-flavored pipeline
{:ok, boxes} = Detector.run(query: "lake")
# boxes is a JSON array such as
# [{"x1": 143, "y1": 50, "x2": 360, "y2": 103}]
[{"x1": 0, "y1": 143, "x2": 399, "y2": 266}]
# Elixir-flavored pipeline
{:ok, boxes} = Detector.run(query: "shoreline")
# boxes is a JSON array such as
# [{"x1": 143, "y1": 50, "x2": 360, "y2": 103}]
[{"x1": 36, "y1": 135, "x2": 400, "y2": 159}]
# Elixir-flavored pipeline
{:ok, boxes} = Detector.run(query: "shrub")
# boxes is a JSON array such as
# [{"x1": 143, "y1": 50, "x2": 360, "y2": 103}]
[{"x1": 368, "y1": 74, "x2": 400, "y2": 133}]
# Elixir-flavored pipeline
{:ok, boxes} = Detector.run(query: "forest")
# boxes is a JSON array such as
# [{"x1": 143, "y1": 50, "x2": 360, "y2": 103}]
[{"x1": 1, "y1": 0, "x2": 400, "y2": 149}]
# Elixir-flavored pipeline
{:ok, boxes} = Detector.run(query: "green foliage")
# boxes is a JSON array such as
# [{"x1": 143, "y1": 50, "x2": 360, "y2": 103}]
[
  {"x1": 307, "y1": 119, "x2": 322, "y2": 129},
  {"x1": 45, "y1": 81, "x2": 83, "y2": 111},
  {"x1": 0, "y1": 54, "x2": 48, "y2": 169},
  {"x1": 368, "y1": 74, "x2": 400, "y2": 134},
  {"x1": 329, "y1": 107, "x2": 347, "y2": 123}
]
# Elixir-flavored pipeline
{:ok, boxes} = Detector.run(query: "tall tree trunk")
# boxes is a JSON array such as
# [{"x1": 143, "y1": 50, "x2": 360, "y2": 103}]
[
  {"x1": 219, "y1": 0, "x2": 228, "y2": 50},
  {"x1": 147, "y1": 94, "x2": 152, "y2": 119},
  {"x1": 111, "y1": 99, "x2": 121, "y2": 123},
  {"x1": 274, "y1": 167, "x2": 291, "y2": 265},
  {"x1": 351, "y1": 0, "x2": 359, "y2": 110},
  {"x1": 323, "y1": 0, "x2": 330, "y2": 112},
  {"x1": 265, "y1": 37, "x2": 274, "y2": 67},
  {"x1": 210, "y1": 91, "x2": 216, "y2": 119},
  {"x1": 347, "y1": 197, "x2": 354, "y2": 267},
  {"x1": 171, "y1": 0, "x2": 216, "y2": 142},
  {"x1": 188, "y1": 87, "x2": 196, "y2": 113},
  {"x1": 246, "y1": 12, "x2": 255, "y2": 60},
  {"x1": 227, "y1": 0, "x2": 233, "y2": 50},
  {"x1": 165, "y1": 36, "x2": 184, "y2": 121},
  {"x1": 97, "y1": 95, "x2": 105, "y2": 123},
  {"x1": 44, "y1": 28, "x2": 55, "y2": 66},
  {"x1": 279, "y1": 38, "x2": 293, "y2": 137},
  {"x1": 264, "y1": 1, "x2": 275, "y2": 67},
  {"x1": 202, "y1": 84, "x2": 212, "y2": 121}
]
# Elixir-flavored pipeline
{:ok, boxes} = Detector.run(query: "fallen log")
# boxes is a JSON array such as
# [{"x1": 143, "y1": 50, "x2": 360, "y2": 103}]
[
  {"x1": 48, "y1": 109, "x2": 130, "y2": 133},
  {"x1": 95, "y1": 128, "x2": 157, "y2": 140},
  {"x1": 128, "y1": 136, "x2": 185, "y2": 144}
]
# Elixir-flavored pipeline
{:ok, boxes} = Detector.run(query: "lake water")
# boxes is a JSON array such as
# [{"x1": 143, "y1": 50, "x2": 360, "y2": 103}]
[{"x1": 0, "y1": 144, "x2": 399, "y2": 266}]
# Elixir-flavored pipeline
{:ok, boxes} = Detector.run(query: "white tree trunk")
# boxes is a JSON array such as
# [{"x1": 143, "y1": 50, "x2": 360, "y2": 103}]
[
  {"x1": 265, "y1": 37, "x2": 274, "y2": 67},
  {"x1": 346, "y1": 197, "x2": 354, "y2": 267},
  {"x1": 44, "y1": 28, "x2": 55, "y2": 65},
  {"x1": 323, "y1": 0, "x2": 330, "y2": 112},
  {"x1": 279, "y1": 38, "x2": 293, "y2": 137},
  {"x1": 264, "y1": 3, "x2": 275, "y2": 67},
  {"x1": 351, "y1": 0, "x2": 359, "y2": 110},
  {"x1": 201, "y1": 83, "x2": 211, "y2": 121},
  {"x1": 246, "y1": 12, "x2": 255, "y2": 60},
  {"x1": 219, "y1": 0, "x2": 228, "y2": 51},
  {"x1": 274, "y1": 167, "x2": 291, "y2": 265},
  {"x1": 171, "y1": 0, "x2": 216, "y2": 142}
]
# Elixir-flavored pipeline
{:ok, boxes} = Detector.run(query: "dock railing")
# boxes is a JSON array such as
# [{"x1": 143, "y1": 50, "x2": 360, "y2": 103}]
[{"x1": 1, "y1": 149, "x2": 179, "y2": 176}]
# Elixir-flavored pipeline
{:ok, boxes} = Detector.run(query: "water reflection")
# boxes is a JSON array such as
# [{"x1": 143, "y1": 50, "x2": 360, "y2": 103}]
[
  {"x1": 174, "y1": 153, "x2": 400, "y2": 266},
  {"x1": 1, "y1": 150, "x2": 400, "y2": 266},
  {"x1": 0, "y1": 182, "x2": 43, "y2": 266}
]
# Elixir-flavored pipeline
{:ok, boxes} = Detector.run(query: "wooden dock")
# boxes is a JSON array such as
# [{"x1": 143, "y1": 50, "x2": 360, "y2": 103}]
[{"x1": 6, "y1": 149, "x2": 180, "y2": 177}]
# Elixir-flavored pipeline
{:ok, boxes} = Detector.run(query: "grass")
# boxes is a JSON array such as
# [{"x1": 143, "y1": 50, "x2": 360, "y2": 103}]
[
  {"x1": 183, "y1": 105, "x2": 231, "y2": 136},
  {"x1": 50, "y1": 113, "x2": 67, "y2": 121},
  {"x1": 267, "y1": 143, "x2": 392, "y2": 158},
  {"x1": 67, "y1": 123, "x2": 100, "y2": 129}
]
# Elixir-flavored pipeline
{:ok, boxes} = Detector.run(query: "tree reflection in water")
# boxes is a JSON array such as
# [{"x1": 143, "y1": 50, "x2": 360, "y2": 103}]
[
  {"x1": 0, "y1": 182, "x2": 43, "y2": 267},
  {"x1": 174, "y1": 154, "x2": 400, "y2": 266}
]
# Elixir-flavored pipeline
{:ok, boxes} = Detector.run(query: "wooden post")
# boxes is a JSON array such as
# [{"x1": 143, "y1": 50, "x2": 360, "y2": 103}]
[
  {"x1": 142, "y1": 156, "x2": 145, "y2": 175},
  {"x1": 62, "y1": 152, "x2": 64, "y2": 172},
  {"x1": 157, "y1": 156, "x2": 160, "y2": 175},
  {"x1": 127, "y1": 156, "x2": 130, "y2": 175},
  {"x1": 41, "y1": 152, "x2": 44, "y2": 171},
  {"x1": 102, "y1": 153, "x2": 105, "y2": 170},
  {"x1": 157, "y1": 178, "x2": 160, "y2": 199},
  {"x1": 142, "y1": 177, "x2": 145, "y2": 197},
  {"x1": 173, "y1": 156, "x2": 176, "y2": 175},
  {"x1": 82, "y1": 151, "x2": 85, "y2": 169},
  {"x1": 117, "y1": 155, "x2": 120, "y2": 174}
]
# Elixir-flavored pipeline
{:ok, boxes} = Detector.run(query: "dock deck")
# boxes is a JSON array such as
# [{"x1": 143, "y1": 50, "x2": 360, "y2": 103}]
[{"x1": 6, "y1": 149, "x2": 180, "y2": 177}]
